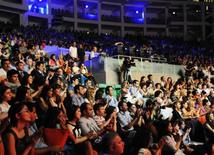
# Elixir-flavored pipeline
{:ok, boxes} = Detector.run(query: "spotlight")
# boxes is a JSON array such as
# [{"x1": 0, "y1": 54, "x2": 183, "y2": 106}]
[
  {"x1": 85, "y1": 5, "x2": 89, "y2": 9},
  {"x1": 136, "y1": 10, "x2": 139, "y2": 14},
  {"x1": 172, "y1": 11, "x2": 176, "y2": 15}
]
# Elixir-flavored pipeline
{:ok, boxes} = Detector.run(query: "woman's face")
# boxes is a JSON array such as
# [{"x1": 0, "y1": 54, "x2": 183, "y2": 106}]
[
  {"x1": 18, "y1": 105, "x2": 31, "y2": 122},
  {"x1": 173, "y1": 124, "x2": 180, "y2": 133},
  {"x1": 142, "y1": 85, "x2": 147, "y2": 90},
  {"x1": 209, "y1": 113, "x2": 214, "y2": 121},
  {"x1": 3, "y1": 88, "x2": 12, "y2": 102},
  {"x1": 52, "y1": 55, "x2": 56, "y2": 59},
  {"x1": 47, "y1": 88, "x2": 53, "y2": 97},
  {"x1": 90, "y1": 89, "x2": 96, "y2": 97},
  {"x1": 176, "y1": 102, "x2": 181, "y2": 109},
  {"x1": 57, "y1": 69, "x2": 63, "y2": 75},
  {"x1": 75, "y1": 108, "x2": 81, "y2": 120},
  {"x1": 130, "y1": 105, "x2": 137, "y2": 113},
  {"x1": 183, "y1": 102, "x2": 188, "y2": 109},
  {"x1": 53, "y1": 88, "x2": 60, "y2": 96},
  {"x1": 27, "y1": 59, "x2": 33, "y2": 66},
  {"x1": 166, "y1": 123, "x2": 173, "y2": 133},
  {"x1": 27, "y1": 75, "x2": 33, "y2": 84},
  {"x1": 180, "y1": 122, "x2": 185, "y2": 129},
  {"x1": 167, "y1": 77, "x2": 172, "y2": 82}
]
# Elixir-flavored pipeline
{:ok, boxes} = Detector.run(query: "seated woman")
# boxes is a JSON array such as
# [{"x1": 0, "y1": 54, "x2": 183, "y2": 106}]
[
  {"x1": 66, "y1": 105, "x2": 97, "y2": 155},
  {"x1": 204, "y1": 112, "x2": 214, "y2": 143},
  {"x1": 4, "y1": 103, "x2": 39, "y2": 155},
  {"x1": 26, "y1": 102, "x2": 63, "y2": 154},
  {"x1": 0, "y1": 86, "x2": 12, "y2": 155},
  {"x1": 160, "y1": 120, "x2": 185, "y2": 155}
]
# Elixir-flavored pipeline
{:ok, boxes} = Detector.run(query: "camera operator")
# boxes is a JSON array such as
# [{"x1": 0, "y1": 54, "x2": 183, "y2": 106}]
[{"x1": 120, "y1": 57, "x2": 135, "y2": 83}]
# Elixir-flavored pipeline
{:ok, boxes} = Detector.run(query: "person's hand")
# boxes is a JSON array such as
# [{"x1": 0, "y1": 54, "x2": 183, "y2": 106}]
[
  {"x1": 87, "y1": 132, "x2": 97, "y2": 140},
  {"x1": 136, "y1": 109, "x2": 142, "y2": 117},
  {"x1": 38, "y1": 85, "x2": 44, "y2": 91},
  {"x1": 186, "y1": 128, "x2": 191, "y2": 134},
  {"x1": 30, "y1": 132, "x2": 41, "y2": 146},
  {"x1": 158, "y1": 138, "x2": 166, "y2": 148},
  {"x1": 110, "y1": 112, "x2": 116, "y2": 120},
  {"x1": 112, "y1": 111, "x2": 117, "y2": 119}
]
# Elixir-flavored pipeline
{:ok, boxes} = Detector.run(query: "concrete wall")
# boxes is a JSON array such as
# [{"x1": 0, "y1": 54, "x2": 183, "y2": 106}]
[{"x1": 92, "y1": 56, "x2": 185, "y2": 85}]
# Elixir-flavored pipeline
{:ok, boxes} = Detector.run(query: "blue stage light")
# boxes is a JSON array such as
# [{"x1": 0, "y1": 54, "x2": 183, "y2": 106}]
[
  {"x1": 136, "y1": 10, "x2": 139, "y2": 14},
  {"x1": 85, "y1": 5, "x2": 89, "y2": 8}
]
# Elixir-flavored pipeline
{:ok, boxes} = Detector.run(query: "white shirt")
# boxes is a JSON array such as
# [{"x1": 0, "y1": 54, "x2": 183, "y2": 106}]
[
  {"x1": 69, "y1": 46, "x2": 78, "y2": 58},
  {"x1": 0, "y1": 68, "x2": 7, "y2": 79},
  {"x1": 90, "y1": 51, "x2": 95, "y2": 59}
]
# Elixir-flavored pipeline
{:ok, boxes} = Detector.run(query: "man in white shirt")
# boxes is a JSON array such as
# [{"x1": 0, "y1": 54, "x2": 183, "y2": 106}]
[
  {"x1": 69, "y1": 41, "x2": 78, "y2": 61},
  {"x1": 79, "y1": 102, "x2": 101, "y2": 135},
  {"x1": 90, "y1": 46, "x2": 97, "y2": 60},
  {"x1": 0, "y1": 59, "x2": 11, "y2": 81},
  {"x1": 105, "y1": 86, "x2": 118, "y2": 108}
]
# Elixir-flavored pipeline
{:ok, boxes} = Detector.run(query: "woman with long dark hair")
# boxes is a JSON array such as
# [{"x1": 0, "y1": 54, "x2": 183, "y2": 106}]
[
  {"x1": 160, "y1": 120, "x2": 184, "y2": 155},
  {"x1": 66, "y1": 105, "x2": 97, "y2": 155},
  {"x1": 5, "y1": 103, "x2": 39, "y2": 155},
  {"x1": 21, "y1": 74, "x2": 43, "y2": 99},
  {"x1": 0, "y1": 85, "x2": 12, "y2": 155},
  {"x1": 14, "y1": 86, "x2": 33, "y2": 103},
  {"x1": 204, "y1": 112, "x2": 214, "y2": 143}
]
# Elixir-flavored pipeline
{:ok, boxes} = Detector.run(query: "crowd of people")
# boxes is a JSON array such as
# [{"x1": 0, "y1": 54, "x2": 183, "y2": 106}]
[{"x1": 0, "y1": 22, "x2": 214, "y2": 155}]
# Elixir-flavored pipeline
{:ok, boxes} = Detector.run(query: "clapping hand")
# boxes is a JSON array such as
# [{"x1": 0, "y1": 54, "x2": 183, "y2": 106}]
[{"x1": 87, "y1": 132, "x2": 97, "y2": 140}]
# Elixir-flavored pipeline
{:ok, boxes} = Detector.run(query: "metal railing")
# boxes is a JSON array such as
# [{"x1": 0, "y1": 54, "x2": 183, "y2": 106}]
[{"x1": 112, "y1": 54, "x2": 167, "y2": 64}]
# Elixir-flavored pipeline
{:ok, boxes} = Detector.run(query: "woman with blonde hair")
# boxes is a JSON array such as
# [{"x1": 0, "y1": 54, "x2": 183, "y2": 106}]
[{"x1": 86, "y1": 87, "x2": 96, "y2": 106}]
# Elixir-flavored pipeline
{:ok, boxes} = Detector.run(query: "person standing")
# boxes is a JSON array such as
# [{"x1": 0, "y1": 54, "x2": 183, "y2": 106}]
[{"x1": 69, "y1": 41, "x2": 79, "y2": 62}]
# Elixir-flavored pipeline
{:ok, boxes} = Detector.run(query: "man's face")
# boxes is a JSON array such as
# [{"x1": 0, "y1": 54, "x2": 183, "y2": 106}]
[
  {"x1": 121, "y1": 102, "x2": 128, "y2": 112},
  {"x1": 108, "y1": 87, "x2": 114, "y2": 96},
  {"x1": 73, "y1": 42, "x2": 76, "y2": 47},
  {"x1": 10, "y1": 74, "x2": 19, "y2": 83},
  {"x1": 17, "y1": 62, "x2": 24, "y2": 71},
  {"x1": 134, "y1": 81, "x2": 139, "y2": 87},
  {"x1": 86, "y1": 80, "x2": 92, "y2": 86},
  {"x1": 3, "y1": 60, "x2": 10, "y2": 71},
  {"x1": 73, "y1": 79, "x2": 79, "y2": 85},
  {"x1": 78, "y1": 86, "x2": 85, "y2": 96},
  {"x1": 38, "y1": 63, "x2": 44, "y2": 72},
  {"x1": 97, "y1": 106, "x2": 105, "y2": 116},
  {"x1": 86, "y1": 104, "x2": 94, "y2": 117}
]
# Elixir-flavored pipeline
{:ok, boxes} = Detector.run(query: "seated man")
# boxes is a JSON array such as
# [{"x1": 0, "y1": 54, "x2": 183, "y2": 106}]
[
  {"x1": 93, "y1": 103, "x2": 116, "y2": 131},
  {"x1": 117, "y1": 100, "x2": 142, "y2": 132},
  {"x1": 117, "y1": 100, "x2": 142, "y2": 153},
  {"x1": 6, "y1": 69, "x2": 21, "y2": 94},
  {"x1": 79, "y1": 102, "x2": 104, "y2": 136}
]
